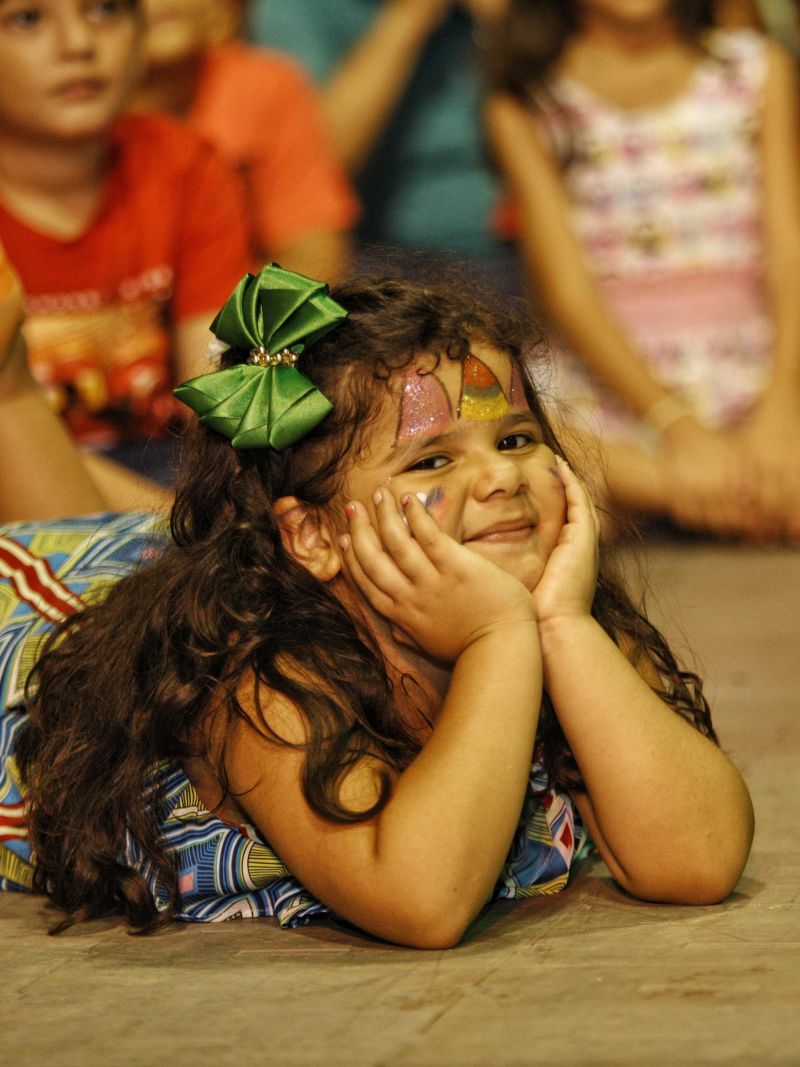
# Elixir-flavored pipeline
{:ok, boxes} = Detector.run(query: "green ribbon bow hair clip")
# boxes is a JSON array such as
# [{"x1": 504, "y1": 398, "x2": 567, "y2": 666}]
[{"x1": 174, "y1": 264, "x2": 347, "y2": 451}]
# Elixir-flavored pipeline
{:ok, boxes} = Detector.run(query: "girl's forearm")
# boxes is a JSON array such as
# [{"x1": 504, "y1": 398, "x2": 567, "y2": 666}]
[
  {"x1": 0, "y1": 338, "x2": 106, "y2": 521},
  {"x1": 80, "y1": 452, "x2": 173, "y2": 515},
  {"x1": 322, "y1": 0, "x2": 451, "y2": 172},
  {"x1": 364, "y1": 625, "x2": 542, "y2": 944},
  {"x1": 284, "y1": 624, "x2": 543, "y2": 948},
  {"x1": 539, "y1": 615, "x2": 753, "y2": 903},
  {"x1": 760, "y1": 41, "x2": 800, "y2": 399}
]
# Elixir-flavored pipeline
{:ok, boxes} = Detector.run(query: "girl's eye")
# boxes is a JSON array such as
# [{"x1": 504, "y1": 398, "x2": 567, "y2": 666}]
[
  {"x1": 498, "y1": 432, "x2": 538, "y2": 451},
  {"x1": 85, "y1": 0, "x2": 128, "y2": 20},
  {"x1": 406, "y1": 454, "x2": 450, "y2": 472},
  {"x1": 3, "y1": 6, "x2": 42, "y2": 29}
]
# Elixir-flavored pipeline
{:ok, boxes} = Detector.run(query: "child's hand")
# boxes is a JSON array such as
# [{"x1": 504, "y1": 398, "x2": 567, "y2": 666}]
[
  {"x1": 0, "y1": 247, "x2": 24, "y2": 369},
  {"x1": 532, "y1": 457, "x2": 599, "y2": 627},
  {"x1": 0, "y1": 247, "x2": 28, "y2": 398},
  {"x1": 659, "y1": 421, "x2": 752, "y2": 536},
  {"x1": 340, "y1": 487, "x2": 537, "y2": 663},
  {"x1": 734, "y1": 398, "x2": 800, "y2": 542}
]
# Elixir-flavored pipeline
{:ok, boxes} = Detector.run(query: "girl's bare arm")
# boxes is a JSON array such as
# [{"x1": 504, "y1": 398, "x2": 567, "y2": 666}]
[
  {"x1": 484, "y1": 93, "x2": 756, "y2": 535},
  {"x1": 539, "y1": 467, "x2": 754, "y2": 903},
  {"x1": 319, "y1": 0, "x2": 452, "y2": 172},
  {"x1": 221, "y1": 491, "x2": 543, "y2": 949},
  {"x1": 734, "y1": 40, "x2": 800, "y2": 535},
  {"x1": 0, "y1": 253, "x2": 105, "y2": 520}
]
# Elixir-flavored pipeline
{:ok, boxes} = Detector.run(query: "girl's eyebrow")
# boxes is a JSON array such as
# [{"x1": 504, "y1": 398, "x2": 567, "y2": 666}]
[
  {"x1": 386, "y1": 429, "x2": 454, "y2": 466},
  {"x1": 383, "y1": 410, "x2": 539, "y2": 465}
]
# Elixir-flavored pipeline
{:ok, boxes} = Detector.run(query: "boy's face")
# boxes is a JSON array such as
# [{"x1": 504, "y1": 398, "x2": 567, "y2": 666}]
[
  {"x1": 341, "y1": 345, "x2": 568, "y2": 594},
  {"x1": 0, "y1": 1, "x2": 142, "y2": 142}
]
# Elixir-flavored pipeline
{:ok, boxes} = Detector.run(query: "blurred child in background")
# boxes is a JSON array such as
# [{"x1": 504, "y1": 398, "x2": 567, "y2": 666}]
[
  {"x1": 134, "y1": 0, "x2": 358, "y2": 283},
  {"x1": 0, "y1": 0, "x2": 250, "y2": 501},
  {"x1": 486, "y1": 0, "x2": 800, "y2": 539},
  {"x1": 247, "y1": 0, "x2": 518, "y2": 288}
]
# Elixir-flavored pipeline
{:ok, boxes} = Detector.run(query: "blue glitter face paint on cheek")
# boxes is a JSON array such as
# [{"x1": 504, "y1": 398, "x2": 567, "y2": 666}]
[
  {"x1": 427, "y1": 486, "x2": 444, "y2": 511},
  {"x1": 414, "y1": 486, "x2": 448, "y2": 524}
]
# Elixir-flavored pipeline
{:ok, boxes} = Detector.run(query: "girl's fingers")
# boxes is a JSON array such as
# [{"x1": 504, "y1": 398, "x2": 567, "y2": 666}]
[
  {"x1": 556, "y1": 457, "x2": 600, "y2": 540},
  {"x1": 396, "y1": 490, "x2": 454, "y2": 563},
  {"x1": 373, "y1": 486, "x2": 448, "y2": 579},
  {"x1": 341, "y1": 490, "x2": 441, "y2": 603},
  {"x1": 341, "y1": 500, "x2": 410, "y2": 603},
  {"x1": 338, "y1": 528, "x2": 402, "y2": 622}
]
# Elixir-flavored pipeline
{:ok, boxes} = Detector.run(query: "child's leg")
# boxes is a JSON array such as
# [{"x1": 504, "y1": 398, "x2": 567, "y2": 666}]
[{"x1": 0, "y1": 248, "x2": 106, "y2": 521}]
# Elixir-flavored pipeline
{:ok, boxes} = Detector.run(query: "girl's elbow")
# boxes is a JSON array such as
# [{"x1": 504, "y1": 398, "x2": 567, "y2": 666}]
[
  {"x1": 645, "y1": 788, "x2": 754, "y2": 905},
  {"x1": 393, "y1": 900, "x2": 479, "y2": 950},
  {"x1": 624, "y1": 832, "x2": 754, "y2": 906},
  {"x1": 371, "y1": 888, "x2": 486, "y2": 950},
  {"x1": 635, "y1": 866, "x2": 743, "y2": 906}
]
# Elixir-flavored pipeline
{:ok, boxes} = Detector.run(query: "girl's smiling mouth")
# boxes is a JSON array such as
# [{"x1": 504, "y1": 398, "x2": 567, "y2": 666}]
[{"x1": 465, "y1": 520, "x2": 538, "y2": 543}]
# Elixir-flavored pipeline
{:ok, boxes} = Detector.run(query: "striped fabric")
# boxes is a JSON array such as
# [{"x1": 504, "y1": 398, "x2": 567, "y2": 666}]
[{"x1": 0, "y1": 513, "x2": 586, "y2": 927}]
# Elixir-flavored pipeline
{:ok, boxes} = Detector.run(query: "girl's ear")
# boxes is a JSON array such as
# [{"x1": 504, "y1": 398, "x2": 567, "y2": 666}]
[{"x1": 272, "y1": 496, "x2": 342, "y2": 582}]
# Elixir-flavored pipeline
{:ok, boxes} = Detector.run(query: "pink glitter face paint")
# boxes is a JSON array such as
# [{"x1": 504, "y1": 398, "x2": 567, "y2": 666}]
[
  {"x1": 396, "y1": 368, "x2": 453, "y2": 443},
  {"x1": 459, "y1": 355, "x2": 510, "y2": 421}
]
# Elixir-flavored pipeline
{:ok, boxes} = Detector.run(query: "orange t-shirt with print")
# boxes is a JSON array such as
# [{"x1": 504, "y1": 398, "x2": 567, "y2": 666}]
[
  {"x1": 189, "y1": 41, "x2": 359, "y2": 260},
  {"x1": 0, "y1": 113, "x2": 250, "y2": 448}
]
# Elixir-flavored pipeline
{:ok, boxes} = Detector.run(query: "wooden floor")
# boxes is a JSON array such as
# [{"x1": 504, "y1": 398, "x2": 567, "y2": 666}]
[{"x1": 3, "y1": 541, "x2": 799, "y2": 1067}]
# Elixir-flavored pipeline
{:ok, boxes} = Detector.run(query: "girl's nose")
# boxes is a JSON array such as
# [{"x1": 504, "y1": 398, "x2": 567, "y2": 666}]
[
  {"x1": 54, "y1": 12, "x2": 96, "y2": 57},
  {"x1": 471, "y1": 451, "x2": 528, "y2": 500}
]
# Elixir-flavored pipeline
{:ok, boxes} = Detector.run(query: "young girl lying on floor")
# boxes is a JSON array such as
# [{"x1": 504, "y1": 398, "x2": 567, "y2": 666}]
[{"x1": 0, "y1": 264, "x2": 753, "y2": 947}]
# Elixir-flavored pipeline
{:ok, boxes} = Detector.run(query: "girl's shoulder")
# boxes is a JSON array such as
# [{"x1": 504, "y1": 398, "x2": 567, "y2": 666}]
[
  {"x1": 703, "y1": 27, "x2": 770, "y2": 88},
  {"x1": 543, "y1": 28, "x2": 769, "y2": 129}
]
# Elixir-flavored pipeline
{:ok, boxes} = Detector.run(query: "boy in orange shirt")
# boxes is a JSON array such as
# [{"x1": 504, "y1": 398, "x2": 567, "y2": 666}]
[
  {"x1": 135, "y1": 0, "x2": 358, "y2": 284},
  {"x1": 0, "y1": 0, "x2": 250, "y2": 502}
]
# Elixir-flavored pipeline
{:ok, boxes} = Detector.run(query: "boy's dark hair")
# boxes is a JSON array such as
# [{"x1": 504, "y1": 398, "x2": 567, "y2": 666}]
[
  {"x1": 485, "y1": 0, "x2": 717, "y2": 102},
  {"x1": 17, "y1": 274, "x2": 715, "y2": 932}
]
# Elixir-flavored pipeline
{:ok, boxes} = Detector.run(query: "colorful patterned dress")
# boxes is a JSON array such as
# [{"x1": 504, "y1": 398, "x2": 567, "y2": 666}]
[
  {"x1": 0, "y1": 513, "x2": 586, "y2": 927},
  {"x1": 536, "y1": 29, "x2": 772, "y2": 442}
]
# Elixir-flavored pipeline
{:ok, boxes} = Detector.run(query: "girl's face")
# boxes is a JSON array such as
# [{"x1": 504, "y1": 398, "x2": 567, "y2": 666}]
[
  {"x1": 0, "y1": 0, "x2": 141, "y2": 141},
  {"x1": 341, "y1": 345, "x2": 567, "y2": 594},
  {"x1": 142, "y1": 0, "x2": 237, "y2": 66}
]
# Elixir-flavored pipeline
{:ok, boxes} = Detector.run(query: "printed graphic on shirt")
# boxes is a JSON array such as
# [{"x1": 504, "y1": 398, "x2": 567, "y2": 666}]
[{"x1": 25, "y1": 268, "x2": 183, "y2": 447}]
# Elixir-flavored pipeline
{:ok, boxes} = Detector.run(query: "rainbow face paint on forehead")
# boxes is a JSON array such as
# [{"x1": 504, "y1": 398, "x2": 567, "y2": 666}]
[
  {"x1": 394, "y1": 351, "x2": 532, "y2": 445},
  {"x1": 459, "y1": 354, "x2": 510, "y2": 421}
]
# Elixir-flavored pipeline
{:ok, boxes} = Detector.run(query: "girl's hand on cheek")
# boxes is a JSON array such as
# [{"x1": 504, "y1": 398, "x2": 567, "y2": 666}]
[
  {"x1": 340, "y1": 487, "x2": 536, "y2": 663},
  {"x1": 532, "y1": 458, "x2": 599, "y2": 627}
]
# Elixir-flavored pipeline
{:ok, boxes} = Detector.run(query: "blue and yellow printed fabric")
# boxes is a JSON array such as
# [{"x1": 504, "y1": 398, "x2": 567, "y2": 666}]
[{"x1": 0, "y1": 513, "x2": 586, "y2": 926}]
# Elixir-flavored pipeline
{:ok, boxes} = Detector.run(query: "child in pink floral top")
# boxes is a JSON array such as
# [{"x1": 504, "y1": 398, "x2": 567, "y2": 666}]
[{"x1": 487, "y1": 1, "x2": 800, "y2": 540}]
